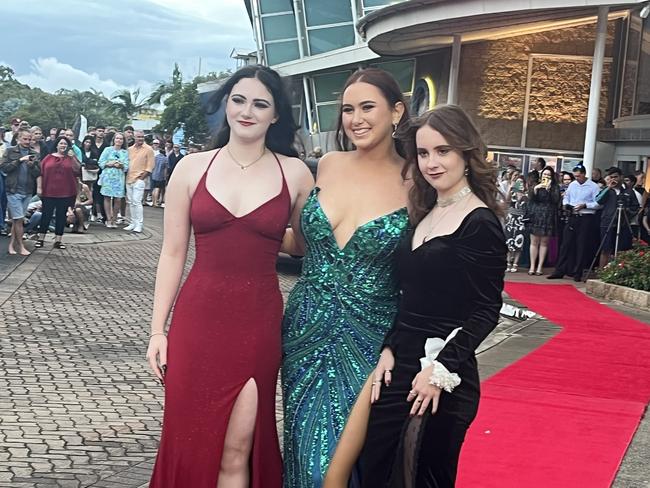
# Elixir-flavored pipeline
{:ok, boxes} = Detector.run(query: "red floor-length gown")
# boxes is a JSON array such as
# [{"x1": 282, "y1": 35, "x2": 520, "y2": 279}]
[{"x1": 149, "y1": 150, "x2": 290, "y2": 487}]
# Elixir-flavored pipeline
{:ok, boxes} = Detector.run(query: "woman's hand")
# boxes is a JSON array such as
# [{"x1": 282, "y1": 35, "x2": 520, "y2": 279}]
[
  {"x1": 370, "y1": 347, "x2": 395, "y2": 403},
  {"x1": 146, "y1": 334, "x2": 168, "y2": 385},
  {"x1": 407, "y1": 364, "x2": 442, "y2": 416}
]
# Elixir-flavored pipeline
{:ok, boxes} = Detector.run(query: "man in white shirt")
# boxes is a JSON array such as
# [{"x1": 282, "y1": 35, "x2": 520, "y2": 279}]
[{"x1": 548, "y1": 165, "x2": 602, "y2": 281}]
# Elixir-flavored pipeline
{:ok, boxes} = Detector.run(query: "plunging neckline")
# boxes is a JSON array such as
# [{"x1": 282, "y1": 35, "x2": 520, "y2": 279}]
[
  {"x1": 201, "y1": 149, "x2": 287, "y2": 219},
  {"x1": 312, "y1": 187, "x2": 407, "y2": 252},
  {"x1": 411, "y1": 207, "x2": 485, "y2": 252}
]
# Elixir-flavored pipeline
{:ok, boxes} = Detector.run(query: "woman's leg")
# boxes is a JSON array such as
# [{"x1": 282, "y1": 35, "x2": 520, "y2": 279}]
[
  {"x1": 323, "y1": 377, "x2": 374, "y2": 488},
  {"x1": 538, "y1": 236, "x2": 550, "y2": 273},
  {"x1": 103, "y1": 197, "x2": 113, "y2": 225},
  {"x1": 36, "y1": 197, "x2": 56, "y2": 239},
  {"x1": 152, "y1": 187, "x2": 160, "y2": 207},
  {"x1": 53, "y1": 198, "x2": 69, "y2": 241},
  {"x1": 529, "y1": 234, "x2": 540, "y2": 273},
  {"x1": 219, "y1": 378, "x2": 258, "y2": 488},
  {"x1": 113, "y1": 198, "x2": 122, "y2": 225}
]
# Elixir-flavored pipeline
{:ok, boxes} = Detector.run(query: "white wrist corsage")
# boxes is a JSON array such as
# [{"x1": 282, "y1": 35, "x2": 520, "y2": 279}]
[{"x1": 419, "y1": 327, "x2": 462, "y2": 393}]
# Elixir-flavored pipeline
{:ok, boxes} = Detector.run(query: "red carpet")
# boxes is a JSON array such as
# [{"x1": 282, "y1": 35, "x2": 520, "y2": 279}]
[{"x1": 457, "y1": 283, "x2": 650, "y2": 488}]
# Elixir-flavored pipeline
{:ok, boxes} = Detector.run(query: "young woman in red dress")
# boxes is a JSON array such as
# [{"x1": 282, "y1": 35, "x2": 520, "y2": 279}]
[{"x1": 146, "y1": 66, "x2": 313, "y2": 487}]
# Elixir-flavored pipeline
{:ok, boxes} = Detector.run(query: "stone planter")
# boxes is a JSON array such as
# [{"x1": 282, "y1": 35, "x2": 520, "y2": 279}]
[{"x1": 586, "y1": 279, "x2": 650, "y2": 311}]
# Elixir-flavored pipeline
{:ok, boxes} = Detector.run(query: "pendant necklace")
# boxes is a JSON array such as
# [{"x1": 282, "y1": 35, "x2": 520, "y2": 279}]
[{"x1": 226, "y1": 145, "x2": 266, "y2": 171}]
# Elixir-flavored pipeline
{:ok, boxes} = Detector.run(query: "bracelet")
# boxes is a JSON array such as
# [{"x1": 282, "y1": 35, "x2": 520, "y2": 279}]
[{"x1": 150, "y1": 332, "x2": 166, "y2": 339}]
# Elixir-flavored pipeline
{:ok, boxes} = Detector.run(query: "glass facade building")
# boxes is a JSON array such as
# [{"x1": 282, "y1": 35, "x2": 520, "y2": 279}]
[{"x1": 252, "y1": 0, "x2": 414, "y2": 135}]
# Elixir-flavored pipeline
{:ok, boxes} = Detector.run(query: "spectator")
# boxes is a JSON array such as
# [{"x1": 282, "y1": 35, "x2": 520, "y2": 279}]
[
  {"x1": 33, "y1": 136, "x2": 80, "y2": 250},
  {"x1": 46, "y1": 128, "x2": 65, "y2": 153},
  {"x1": 30, "y1": 126, "x2": 48, "y2": 158},
  {"x1": 123, "y1": 125, "x2": 135, "y2": 147},
  {"x1": 596, "y1": 167, "x2": 639, "y2": 267},
  {"x1": 80, "y1": 135, "x2": 100, "y2": 190},
  {"x1": 592, "y1": 167, "x2": 604, "y2": 188},
  {"x1": 164, "y1": 140, "x2": 173, "y2": 156},
  {"x1": 498, "y1": 164, "x2": 517, "y2": 198},
  {"x1": 0, "y1": 129, "x2": 40, "y2": 255},
  {"x1": 635, "y1": 170, "x2": 648, "y2": 241},
  {"x1": 125, "y1": 130, "x2": 154, "y2": 233},
  {"x1": 98, "y1": 132, "x2": 129, "y2": 228},
  {"x1": 5, "y1": 119, "x2": 20, "y2": 144},
  {"x1": 527, "y1": 166, "x2": 561, "y2": 275},
  {"x1": 9, "y1": 120, "x2": 30, "y2": 145},
  {"x1": 167, "y1": 143, "x2": 184, "y2": 179},
  {"x1": 503, "y1": 171, "x2": 527, "y2": 272},
  {"x1": 46, "y1": 127, "x2": 58, "y2": 143},
  {"x1": 0, "y1": 126, "x2": 7, "y2": 236},
  {"x1": 94, "y1": 125, "x2": 108, "y2": 155},
  {"x1": 64, "y1": 129, "x2": 82, "y2": 161},
  {"x1": 24, "y1": 196, "x2": 43, "y2": 236},
  {"x1": 548, "y1": 165, "x2": 601, "y2": 281},
  {"x1": 151, "y1": 147, "x2": 167, "y2": 207},
  {"x1": 68, "y1": 179, "x2": 93, "y2": 233}
]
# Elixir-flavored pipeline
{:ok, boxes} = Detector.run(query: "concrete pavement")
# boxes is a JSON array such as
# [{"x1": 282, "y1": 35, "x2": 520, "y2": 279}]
[{"x1": 0, "y1": 207, "x2": 647, "y2": 487}]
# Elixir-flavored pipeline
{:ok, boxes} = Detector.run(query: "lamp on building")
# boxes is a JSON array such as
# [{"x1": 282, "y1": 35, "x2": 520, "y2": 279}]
[{"x1": 641, "y1": 2, "x2": 650, "y2": 19}]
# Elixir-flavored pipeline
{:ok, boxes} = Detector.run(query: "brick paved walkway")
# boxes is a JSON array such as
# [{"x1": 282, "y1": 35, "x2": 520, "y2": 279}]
[{"x1": 0, "y1": 209, "x2": 647, "y2": 487}]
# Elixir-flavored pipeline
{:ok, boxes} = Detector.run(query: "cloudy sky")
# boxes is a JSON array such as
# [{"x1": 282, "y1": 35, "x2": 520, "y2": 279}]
[{"x1": 1, "y1": 0, "x2": 255, "y2": 96}]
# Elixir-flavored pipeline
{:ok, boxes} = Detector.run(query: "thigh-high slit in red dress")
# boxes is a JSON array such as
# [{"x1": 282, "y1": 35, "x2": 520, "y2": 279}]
[{"x1": 149, "y1": 150, "x2": 290, "y2": 487}]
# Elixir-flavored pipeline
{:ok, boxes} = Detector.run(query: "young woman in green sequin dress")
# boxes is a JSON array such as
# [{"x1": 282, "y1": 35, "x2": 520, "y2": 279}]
[{"x1": 280, "y1": 68, "x2": 411, "y2": 488}]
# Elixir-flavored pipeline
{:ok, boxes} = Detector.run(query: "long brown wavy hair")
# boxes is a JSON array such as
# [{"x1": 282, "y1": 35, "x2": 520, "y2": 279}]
[
  {"x1": 334, "y1": 68, "x2": 409, "y2": 158},
  {"x1": 399, "y1": 105, "x2": 503, "y2": 224}
]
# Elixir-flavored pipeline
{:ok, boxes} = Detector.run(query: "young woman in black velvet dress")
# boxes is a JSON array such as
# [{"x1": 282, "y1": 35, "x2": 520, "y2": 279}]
[{"x1": 359, "y1": 105, "x2": 507, "y2": 488}]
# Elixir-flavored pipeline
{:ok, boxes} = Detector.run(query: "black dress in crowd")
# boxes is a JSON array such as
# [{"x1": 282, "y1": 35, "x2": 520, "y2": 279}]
[
  {"x1": 527, "y1": 186, "x2": 561, "y2": 236},
  {"x1": 359, "y1": 208, "x2": 507, "y2": 488}
]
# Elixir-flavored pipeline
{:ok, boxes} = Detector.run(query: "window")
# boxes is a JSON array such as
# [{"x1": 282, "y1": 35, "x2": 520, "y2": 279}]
[
  {"x1": 260, "y1": 0, "x2": 294, "y2": 14},
  {"x1": 370, "y1": 59, "x2": 415, "y2": 94},
  {"x1": 266, "y1": 41, "x2": 300, "y2": 65},
  {"x1": 303, "y1": 0, "x2": 355, "y2": 55},
  {"x1": 635, "y1": 17, "x2": 650, "y2": 114},
  {"x1": 308, "y1": 25, "x2": 356, "y2": 55},
  {"x1": 312, "y1": 70, "x2": 353, "y2": 132},
  {"x1": 361, "y1": 0, "x2": 403, "y2": 16},
  {"x1": 304, "y1": 0, "x2": 352, "y2": 26},
  {"x1": 259, "y1": 0, "x2": 300, "y2": 66},
  {"x1": 262, "y1": 15, "x2": 297, "y2": 41}
]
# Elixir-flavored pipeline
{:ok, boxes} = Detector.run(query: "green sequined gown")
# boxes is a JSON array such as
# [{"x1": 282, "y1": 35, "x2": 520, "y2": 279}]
[{"x1": 282, "y1": 187, "x2": 409, "y2": 488}]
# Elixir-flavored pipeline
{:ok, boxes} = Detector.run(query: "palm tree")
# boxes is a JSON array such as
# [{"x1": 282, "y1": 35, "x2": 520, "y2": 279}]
[
  {"x1": 111, "y1": 88, "x2": 148, "y2": 120},
  {"x1": 147, "y1": 63, "x2": 183, "y2": 105}
]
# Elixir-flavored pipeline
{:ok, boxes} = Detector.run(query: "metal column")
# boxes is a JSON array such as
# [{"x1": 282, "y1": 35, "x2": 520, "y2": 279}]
[
  {"x1": 583, "y1": 6, "x2": 609, "y2": 178},
  {"x1": 447, "y1": 35, "x2": 462, "y2": 105}
]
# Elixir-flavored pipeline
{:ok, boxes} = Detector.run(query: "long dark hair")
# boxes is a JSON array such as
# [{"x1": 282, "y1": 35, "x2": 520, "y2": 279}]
[
  {"x1": 399, "y1": 104, "x2": 503, "y2": 223},
  {"x1": 207, "y1": 65, "x2": 298, "y2": 157},
  {"x1": 334, "y1": 68, "x2": 409, "y2": 158}
]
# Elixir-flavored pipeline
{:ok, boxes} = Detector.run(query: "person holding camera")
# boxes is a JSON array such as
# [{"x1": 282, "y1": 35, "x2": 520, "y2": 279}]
[
  {"x1": 33, "y1": 136, "x2": 81, "y2": 250},
  {"x1": 596, "y1": 167, "x2": 639, "y2": 267},
  {"x1": 548, "y1": 165, "x2": 601, "y2": 281},
  {"x1": 0, "y1": 128, "x2": 41, "y2": 255}
]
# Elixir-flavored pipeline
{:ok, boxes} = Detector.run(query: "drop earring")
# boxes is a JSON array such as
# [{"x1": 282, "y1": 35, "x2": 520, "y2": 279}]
[
  {"x1": 391, "y1": 123, "x2": 398, "y2": 139},
  {"x1": 464, "y1": 167, "x2": 469, "y2": 176}
]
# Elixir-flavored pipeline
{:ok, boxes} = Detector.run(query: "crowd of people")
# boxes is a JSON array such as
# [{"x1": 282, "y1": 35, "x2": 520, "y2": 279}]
[
  {"x1": 0, "y1": 118, "x2": 187, "y2": 254},
  {"x1": 499, "y1": 157, "x2": 648, "y2": 281}
]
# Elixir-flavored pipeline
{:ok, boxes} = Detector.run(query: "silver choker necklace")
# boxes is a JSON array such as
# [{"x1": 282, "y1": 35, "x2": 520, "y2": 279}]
[{"x1": 437, "y1": 186, "x2": 472, "y2": 207}]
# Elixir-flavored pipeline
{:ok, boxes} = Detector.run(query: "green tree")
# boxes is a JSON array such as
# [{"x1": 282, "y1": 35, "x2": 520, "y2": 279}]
[
  {"x1": 155, "y1": 68, "x2": 231, "y2": 145},
  {"x1": 111, "y1": 88, "x2": 148, "y2": 120},
  {"x1": 147, "y1": 63, "x2": 183, "y2": 105},
  {"x1": 0, "y1": 65, "x2": 127, "y2": 130},
  {"x1": 157, "y1": 80, "x2": 208, "y2": 145}
]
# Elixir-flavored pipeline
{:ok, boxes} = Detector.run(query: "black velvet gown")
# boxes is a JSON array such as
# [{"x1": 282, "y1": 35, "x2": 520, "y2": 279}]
[{"x1": 359, "y1": 208, "x2": 507, "y2": 488}]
